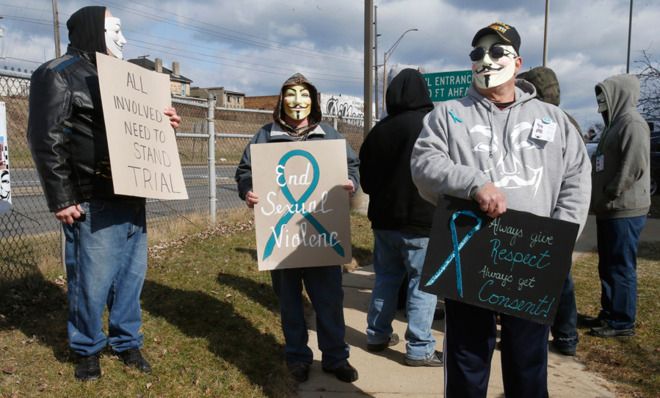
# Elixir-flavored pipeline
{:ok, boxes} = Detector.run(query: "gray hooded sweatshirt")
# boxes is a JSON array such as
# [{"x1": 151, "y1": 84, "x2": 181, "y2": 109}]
[
  {"x1": 411, "y1": 80, "x2": 591, "y2": 233},
  {"x1": 591, "y1": 74, "x2": 650, "y2": 219}
]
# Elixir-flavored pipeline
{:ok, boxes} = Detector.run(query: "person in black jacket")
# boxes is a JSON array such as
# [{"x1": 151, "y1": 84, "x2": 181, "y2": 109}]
[
  {"x1": 360, "y1": 68, "x2": 443, "y2": 366},
  {"x1": 27, "y1": 6, "x2": 180, "y2": 381},
  {"x1": 235, "y1": 73, "x2": 360, "y2": 384}
]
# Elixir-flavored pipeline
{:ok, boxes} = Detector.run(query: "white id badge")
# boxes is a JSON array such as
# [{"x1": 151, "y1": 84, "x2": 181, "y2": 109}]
[
  {"x1": 531, "y1": 118, "x2": 557, "y2": 142},
  {"x1": 596, "y1": 154, "x2": 605, "y2": 172}
]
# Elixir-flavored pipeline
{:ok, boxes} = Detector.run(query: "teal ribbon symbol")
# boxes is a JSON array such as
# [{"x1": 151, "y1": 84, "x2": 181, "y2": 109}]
[
  {"x1": 448, "y1": 109, "x2": 463, "y2": 123},
  {"x1": 262, "y1": 149, "x2": 345, "y2": 260},
  {"x1": 425, "y1": 210, "x2": 482, "y2": 297}
]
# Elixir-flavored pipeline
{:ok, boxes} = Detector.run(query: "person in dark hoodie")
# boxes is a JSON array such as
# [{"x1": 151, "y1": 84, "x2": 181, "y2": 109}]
[
  {"x1": 359, "y1": 69, "x2": 443, "y2": 367},
  {"x1": 587, "y1": 74, "x2": 650, "y2": 338},
  {"x1": 27, "y1": 6, "x2": 180, "y2": 381},
  {"x1": 235, "y1": 73, "x2": 360, "y2": 384},
  {"x1": 518, "y1": 66, "x2": 580, "y2": 356}
]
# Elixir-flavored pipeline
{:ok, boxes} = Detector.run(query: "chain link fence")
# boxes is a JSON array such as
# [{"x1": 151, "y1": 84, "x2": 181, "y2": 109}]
[{"x1": 0, "y1": 71, "x2": 365, "y2": 284}]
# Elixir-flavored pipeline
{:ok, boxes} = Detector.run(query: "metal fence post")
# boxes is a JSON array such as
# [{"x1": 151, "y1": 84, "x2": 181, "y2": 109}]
[
  {"x1": 207, "y1": 94, "x2": 217, "y2": 225},
  {"x1": 333, "y1": 115, "x2": 338, "y2": 130}
]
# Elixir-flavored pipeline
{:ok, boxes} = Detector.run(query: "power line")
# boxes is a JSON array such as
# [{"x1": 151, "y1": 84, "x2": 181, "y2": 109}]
[
  {"x1": 4, "y1": 56, "x2": 41, "y2": 64},
  {"x1": 102, "y1": 0, "x2": 362, "y2": 64},
  {"x1": 1, "y1": 15, "x2": 361, "y2": 83},
  {"x1": 128, "y1": 42, "x2": 360, "y2": 85},
  {"x1": 128, "y1": 38, "x2": 361, "y2": 81}
]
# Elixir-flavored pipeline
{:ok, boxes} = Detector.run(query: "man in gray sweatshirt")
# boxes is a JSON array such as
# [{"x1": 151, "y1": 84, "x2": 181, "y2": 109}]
[
  {"x1": 588, "y1": 74, "x2": 650, "y2": 338},
  {"x1": 411, "y1": 22, "x2": 591, "y2": 398}
]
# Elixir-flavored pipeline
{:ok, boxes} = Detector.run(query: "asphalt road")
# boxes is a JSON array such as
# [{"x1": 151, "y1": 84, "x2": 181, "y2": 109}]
[{"x1": 0, "y1": 165, "x2": 244, "y2": 237}]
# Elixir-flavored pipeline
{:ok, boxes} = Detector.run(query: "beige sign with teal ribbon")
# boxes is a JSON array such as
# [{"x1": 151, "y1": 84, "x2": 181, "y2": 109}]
[{"x1": 251, "y1": 140, "x2": 352, "y2": 271}]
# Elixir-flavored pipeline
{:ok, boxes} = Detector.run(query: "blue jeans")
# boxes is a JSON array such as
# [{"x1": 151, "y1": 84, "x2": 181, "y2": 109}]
[
  {"x1": 445, "y1": 299, "x2": 549, "y2": 398},
  {"x1": 366, "y1": 230, "x2": 436, "y2": 360},
  {"x1": 63, "y1": 199, "x2": 147, "y2": 356},
  {"x1": 550, "y1": 272, "x2": 578, "y2": 348},
  {"x1": 270, "y1": 265, "x2": 349, "y2": 369},
  {"x1": 596, "y1": 216, "x2": 646, "y2": 330}
]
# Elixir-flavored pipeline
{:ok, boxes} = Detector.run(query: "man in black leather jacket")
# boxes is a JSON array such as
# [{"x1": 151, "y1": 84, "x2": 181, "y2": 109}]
[{"x1": 27, "y1": 6, "x2": 180, "y2": 381}]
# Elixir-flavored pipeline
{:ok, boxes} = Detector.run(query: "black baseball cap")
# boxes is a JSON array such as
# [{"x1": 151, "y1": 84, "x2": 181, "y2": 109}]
[{"x1": 471, "y1": 22, "x2": 521, "y2": 54}]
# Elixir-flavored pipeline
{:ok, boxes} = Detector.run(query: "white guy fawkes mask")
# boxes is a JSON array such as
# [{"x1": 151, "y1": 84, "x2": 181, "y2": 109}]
[
  {"x1": 596, "y1": 92, "x2": 608, "y2": 113},
  {"x1": 472, "y1": 34, "x2": 517, "y2": 89},
  {"x1": 283, "y1": 85, "x2": 312, "y2": 121},
  {"x1": 105, "y1": 17, "x2": 127, "y2": 59}
]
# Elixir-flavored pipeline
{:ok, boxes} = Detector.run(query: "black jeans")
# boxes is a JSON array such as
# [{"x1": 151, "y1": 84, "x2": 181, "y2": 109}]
[{"x1": 550, "y1": 272, "x2": 578, "y2": 348}]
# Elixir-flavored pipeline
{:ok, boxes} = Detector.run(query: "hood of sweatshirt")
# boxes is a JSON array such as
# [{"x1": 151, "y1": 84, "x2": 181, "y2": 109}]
[
  {"x1": 466, "y1": 78, "x2": 537, "y2": 110},
  {"x1": 273, "y1": 73, "x2": 323, "y2": 136},
  {"x1": 385, "y1": 68, "x2": 434, "y2": 115},
  {"x1": 518, "y1": 66, "x2": 560, "y2": 106},
  {"x1": 595, "y1": 74, "x2": 640, "y2": 127},
  {"x1": 66, "y1": 6, "x2": 107, "y2": 60}
]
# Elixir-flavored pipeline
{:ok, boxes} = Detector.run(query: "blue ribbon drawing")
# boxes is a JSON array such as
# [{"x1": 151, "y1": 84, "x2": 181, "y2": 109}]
[
  {"x1": 448, "y1": 109, "x2": 463, "y2": 123},
  {"x1": 425, "y1": 210, "x2": 482, "y2": 297},
  {"x1": 263, "y1": 149, "x2": 345, "y2": 260}
]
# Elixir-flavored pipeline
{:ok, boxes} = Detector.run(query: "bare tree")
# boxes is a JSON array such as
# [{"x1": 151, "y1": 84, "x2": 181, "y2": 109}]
[{"x1": 636, "y1": 51, "x2": 660, "y2": 120}]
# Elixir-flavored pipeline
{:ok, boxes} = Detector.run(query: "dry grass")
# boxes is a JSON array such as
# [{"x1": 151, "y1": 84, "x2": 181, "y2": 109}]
[
  {"x1": 573, "y1": 242, "x2": 660, "y2": 397},
  {"x1": 5, "y1": 208, "x2": 656, "y2": 397},
  {"x1": 0, "y1": 212, "x2": 376, "y2": 398}
]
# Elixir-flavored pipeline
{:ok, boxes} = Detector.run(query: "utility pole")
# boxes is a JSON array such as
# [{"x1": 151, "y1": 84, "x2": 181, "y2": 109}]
[
  {"x1": 0, "y1": 17, "x2": 5, "y2": 59},
  {"x1": 373, "y1": 5, "x2": 379, "y2": 119},
  {"x1": 52, "y1": 0, "x2": 61, "y2": 58},
  {"x1": 364, "y1": 0, "x2": 373, "y2": 135},
  {"x1": 543, "y1": 0, "x2": 549, "y2": 66},
  {"x1": 626, "y1": 0, "x2": 633, "y2": 73},
  {"x1": 382, "y1": 28, "x2": 418, "y2": 114}
]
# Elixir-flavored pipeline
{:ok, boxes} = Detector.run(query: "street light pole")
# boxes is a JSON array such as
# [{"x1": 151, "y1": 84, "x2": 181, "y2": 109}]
[
  {"x1": 543, "y1": 0, "x2": 549, "y2": 66},
  {"x1": 626, "y1": 0, "x2": 633, "y2": 73},
  {"x1": 382, "y1": 28, "x2": 418, "y2": 114},
  {"x1": 373, "y1": 5, "x2": 379, "y2": 119},
  {"x1": 364, "y1": 0, "x2": 373, "y2": 136},
  {"x1": 51, "y1": 0, "x2": 61, "y2": 58}
]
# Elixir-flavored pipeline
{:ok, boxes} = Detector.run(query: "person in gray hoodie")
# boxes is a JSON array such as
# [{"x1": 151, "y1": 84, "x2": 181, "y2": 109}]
[
  {"x1": 411, "y1": 22, "x2": 591, "y2": 398},
  {"x1": 587, "y1": 74, "x2": 650, "y2": 338}
]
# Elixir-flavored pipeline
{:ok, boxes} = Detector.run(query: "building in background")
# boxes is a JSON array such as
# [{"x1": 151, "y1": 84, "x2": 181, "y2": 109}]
[
  {"x1": 320, "y1": 93, "x2": 364, "y2": 119},
  {"x1": 244, "y1": 95, "x2": 279, "y2": 110},
  {"x1": 191, "y1": 87, "x2": 245, "y2": 108},
  {"x1": 127, "y1": 57, "x2": 193, "y2": 97}
]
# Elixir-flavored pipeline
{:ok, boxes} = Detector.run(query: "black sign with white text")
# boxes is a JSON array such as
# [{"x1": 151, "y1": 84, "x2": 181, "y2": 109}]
[{"x1": 421, "y1": 196, "x2": 579, "y2": 325}]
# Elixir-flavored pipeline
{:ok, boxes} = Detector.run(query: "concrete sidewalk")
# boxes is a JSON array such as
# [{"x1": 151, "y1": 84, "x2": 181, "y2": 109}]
[{"x1": 296, "y1": 216, "x2": 660, "y2": 397}]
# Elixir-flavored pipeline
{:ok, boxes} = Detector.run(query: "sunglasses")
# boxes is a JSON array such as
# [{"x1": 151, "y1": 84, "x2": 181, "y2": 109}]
[{"x1": 469, "y1": 45, "x2": 515, "y2": 62}]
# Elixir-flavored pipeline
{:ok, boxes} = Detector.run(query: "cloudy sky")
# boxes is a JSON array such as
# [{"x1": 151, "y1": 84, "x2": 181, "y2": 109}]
[{"x1": 1, "y1": 0, "x2": 659, "y2": 128}]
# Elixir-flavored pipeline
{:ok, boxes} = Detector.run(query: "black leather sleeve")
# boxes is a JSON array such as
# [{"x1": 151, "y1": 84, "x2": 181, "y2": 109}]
[{"x1": 27, "y1": 66, "x2": 78, "y2": 212}]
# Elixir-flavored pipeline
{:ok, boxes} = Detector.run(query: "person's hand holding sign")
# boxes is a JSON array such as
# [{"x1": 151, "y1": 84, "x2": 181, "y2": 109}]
[
  {"x1": 246, "y1": 190, "x2": 259, "y2": 208},
  {"x1": 474, "y1": 182, "x2": 507, "y2": 218},
  {"x1": 343, "y1": 179, "x2": 355, "y2": 196},
  {"x1": 164, "y1": 106, "x2": 181, "y2": 129}
]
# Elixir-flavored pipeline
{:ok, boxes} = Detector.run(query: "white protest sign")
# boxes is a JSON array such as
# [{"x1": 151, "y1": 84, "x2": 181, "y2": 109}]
[
  {"x1": 96, "y1": 52, "x2": 188, "y2": 200},
  {"x1": 0, "y1": 102, "x2": 11, "y2": 214},
  {"x1": 251, "y1": 139, "x2": 352, "y2": 271}
]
